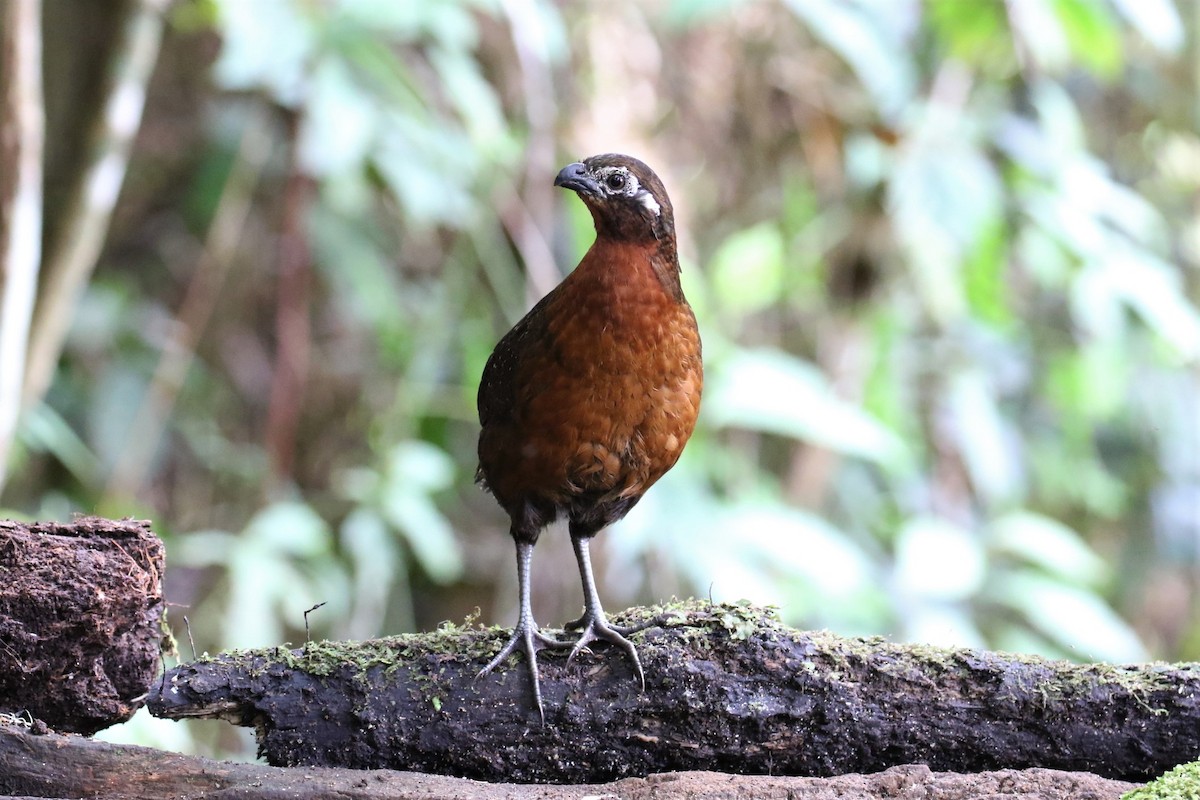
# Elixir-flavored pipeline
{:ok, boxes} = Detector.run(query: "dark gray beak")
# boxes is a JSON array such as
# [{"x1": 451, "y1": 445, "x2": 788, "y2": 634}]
[{"x1": 554, "y1": 162, "x2": 600, "y2": 196}]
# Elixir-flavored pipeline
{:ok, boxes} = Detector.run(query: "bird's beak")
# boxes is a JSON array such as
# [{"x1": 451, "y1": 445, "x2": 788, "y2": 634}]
[{"x1": 554, "y1": 162, "x2": 600, "y2": 196}]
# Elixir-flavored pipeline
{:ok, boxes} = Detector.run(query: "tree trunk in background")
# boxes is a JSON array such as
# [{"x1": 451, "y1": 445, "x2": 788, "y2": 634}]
[
  {"x1": 21, "y1": 0, "x2": 168, "y2": 417},
  {"x1": 0, "y1": 0, "x2": 44, "y2": 494}
]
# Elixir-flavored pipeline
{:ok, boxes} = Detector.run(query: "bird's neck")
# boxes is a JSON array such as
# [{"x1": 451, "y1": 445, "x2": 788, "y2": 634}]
[{"x1": 583, "y1": 235, "x2": 684, "y2": 305}]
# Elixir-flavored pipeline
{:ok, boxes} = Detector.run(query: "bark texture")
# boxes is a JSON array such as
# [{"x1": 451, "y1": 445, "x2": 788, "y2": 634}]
[
  {"x1": 0, "y1": 724, "x2": 1141, "y2": 800},
  {"x1": 0, "y1": 516, "x2": 167, "y2": 734},
  {"x1": 149, "y1": 601, "x2": 1196, "y2": 783}
]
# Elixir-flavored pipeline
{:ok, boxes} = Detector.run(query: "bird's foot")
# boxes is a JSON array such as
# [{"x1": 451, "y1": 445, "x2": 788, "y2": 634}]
[
  {"x1": 560, "y1": 611, "x2": 646, "y2": 690},
  {"x1": 564, "y1": 611, "x2": 657, "y2": 636},
  {"x1": 477, "y1": 622, "x2": 561, "y2": 724}
]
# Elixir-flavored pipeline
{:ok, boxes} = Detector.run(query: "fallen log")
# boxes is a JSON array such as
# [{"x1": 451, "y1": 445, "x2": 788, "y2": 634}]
[
  {"x1": 148, "y1": 600, "x2": 1199, "y2": 783},
  {"x1": 0, "y1": 723, "x2": 1141, "y2": 800},
  {"x1": 0, "y1": 516, "x2": 167, "y2": 734}
]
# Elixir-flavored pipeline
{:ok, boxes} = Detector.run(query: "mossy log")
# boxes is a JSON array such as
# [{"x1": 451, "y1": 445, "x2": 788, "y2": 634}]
[
  {"x1": 0, "y1": 517, "x2": 167, "y2": 734},
  {"x1": 149, "y1": 601, "x2": 1199, "y2": 784}
]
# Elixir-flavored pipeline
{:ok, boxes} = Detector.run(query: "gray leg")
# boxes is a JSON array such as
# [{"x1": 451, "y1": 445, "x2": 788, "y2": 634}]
[
  {"x1": 562, "y1": 534, "x2": 645, "y2": 690},
  {"x1": 477, "y1": 540, "x2": 560, "y2": 723}
]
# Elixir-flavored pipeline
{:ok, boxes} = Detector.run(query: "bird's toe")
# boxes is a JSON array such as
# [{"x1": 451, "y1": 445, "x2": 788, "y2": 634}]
[
  {"x1": 561, "y1": 614, "x2": 646, "y2": 690},
  {"x1": 476, "y1": 621, "x2": 562, "y2": 724}
]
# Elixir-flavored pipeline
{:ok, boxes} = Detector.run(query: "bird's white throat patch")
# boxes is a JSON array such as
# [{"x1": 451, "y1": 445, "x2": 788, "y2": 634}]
[{"x1": 638, "y1": 190, "x2": 661, "y2": 217}]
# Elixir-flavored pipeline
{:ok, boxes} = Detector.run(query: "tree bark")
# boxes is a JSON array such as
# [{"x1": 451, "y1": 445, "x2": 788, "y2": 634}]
[
  {"x1": 0, "y1": 724, "x2": 1141, "y2": 800},
  {"x1": 0, "y1": 517, "x2": 167, "y2": 734},
  {"x1": 149, "y1": 601, "x2": 1197, "y2": 784}
]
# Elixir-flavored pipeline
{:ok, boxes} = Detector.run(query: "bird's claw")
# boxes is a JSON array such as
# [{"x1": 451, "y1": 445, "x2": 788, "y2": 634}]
[
  {"x1": 477, "y1": 623, "x2": 561, "y2": 724},
  {"x1": 561, "y1": 613, "x2": 646, "y2": 691},
  {"x1": 564, "y1": 613, "x2": 654, "y2": 636}
]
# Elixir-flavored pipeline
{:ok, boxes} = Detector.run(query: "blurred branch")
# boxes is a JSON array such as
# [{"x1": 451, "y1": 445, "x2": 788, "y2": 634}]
[
  {"x1": 264, "y1": 110, "x2": 314, "y2": 487},
  {"x1": 786, "y1": 322, "x2": 869, "y2": 507},
  {"x1": 21, "y1": 0, "x2": 169, "y2": 415},
  {"x1": 499, "y1": 0, "x2": 560, "y2": 307},
  {"x1": 0, "y1": 0, "x2": 43, "y2": 494},
  {"x1": 104, "y1": 110, "x2": 273, "y2": 504},
  {"x1": 0, "y1": 725, "x2": 1140, "y2": 800}
]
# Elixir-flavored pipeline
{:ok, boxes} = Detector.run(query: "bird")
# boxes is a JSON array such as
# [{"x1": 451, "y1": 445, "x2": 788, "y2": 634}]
[{"x1": 475, "y1": 153, "x2": 703, "y2": 721}]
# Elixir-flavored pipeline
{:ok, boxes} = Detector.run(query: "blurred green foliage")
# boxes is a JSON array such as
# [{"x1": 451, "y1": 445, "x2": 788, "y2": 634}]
[{"x1": 6, "y1": 0, "x2": 1200, "y2": 755}]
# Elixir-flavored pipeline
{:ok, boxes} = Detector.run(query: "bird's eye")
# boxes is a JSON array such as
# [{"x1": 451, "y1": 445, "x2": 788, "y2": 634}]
[{"x1": 605, "y1": 173, "x2": 627, "y2": 191}]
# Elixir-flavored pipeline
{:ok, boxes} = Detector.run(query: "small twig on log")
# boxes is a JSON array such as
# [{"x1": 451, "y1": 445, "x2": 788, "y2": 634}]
[
  {"x1": 183, "y1": 615, "x2": 196, "y2": 661},
  {"x1": 150, "y1": 600, "x2": 1199, "y2": 783},
  {"x1": 303, "y1": 602, "x2": 326, "y2": 643}
]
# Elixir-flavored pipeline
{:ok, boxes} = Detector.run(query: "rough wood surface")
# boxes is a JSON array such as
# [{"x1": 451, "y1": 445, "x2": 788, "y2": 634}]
[
  {"x1": 149, "y1": 601, "x2": 1196, "y2": 783},
  {"x1": 0, "y1": 724, "x2": 1140, "y2": 800},
  {"x1": 0, "y1": 516, "x2": 167, "y2": 734}
]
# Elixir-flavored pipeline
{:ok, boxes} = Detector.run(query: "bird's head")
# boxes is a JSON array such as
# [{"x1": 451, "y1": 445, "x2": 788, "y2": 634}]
[{"x1": 554, "y1": 154, "x2": 675, "y2": 245}]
